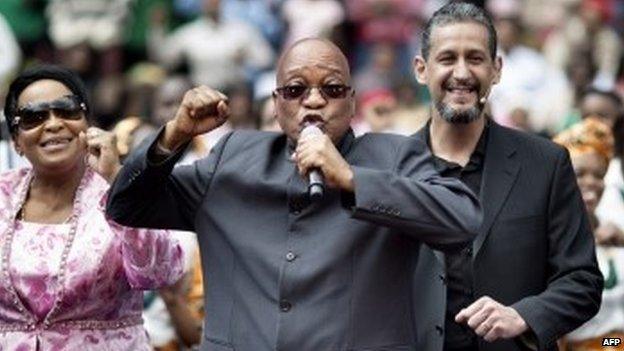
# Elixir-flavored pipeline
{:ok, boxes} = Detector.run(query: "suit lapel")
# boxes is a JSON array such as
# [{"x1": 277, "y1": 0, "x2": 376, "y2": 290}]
[{"x1": 472, "y1": 123, "x2": 520, "y2": 257}]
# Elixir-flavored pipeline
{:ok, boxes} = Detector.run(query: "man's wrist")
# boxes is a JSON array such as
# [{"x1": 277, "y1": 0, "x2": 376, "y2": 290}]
[
  {"x1": 341, "y1": 167, "x2": 355, "y2": 192},
  {"x1": 162, "y1": 121, "x2": 191, "y2": 151}
]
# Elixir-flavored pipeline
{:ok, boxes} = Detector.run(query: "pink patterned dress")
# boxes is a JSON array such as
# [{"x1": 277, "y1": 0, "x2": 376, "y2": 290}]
[{"x1": 0, "y1": 168, "x2": 184, "y2": 350}]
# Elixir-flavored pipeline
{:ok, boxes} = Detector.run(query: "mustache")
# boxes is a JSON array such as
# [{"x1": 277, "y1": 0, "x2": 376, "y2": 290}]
[{"x1": 443, "y1": 79, "x2": 480, "y2": 90}]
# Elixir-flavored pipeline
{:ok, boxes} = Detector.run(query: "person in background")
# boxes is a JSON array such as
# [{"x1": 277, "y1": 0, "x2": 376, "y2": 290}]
[
  {"x1": 0, "y1": 65, "x2": 184, "y2": 349},
  {"x1": 354, "y1": 43, "x2": 403, "y2": 93},
  {"x1": 0, "y1": 13, "x2": 21, "y2": 88},
  {"x1": 147, "y1": 0, "x2": 274, "y2": 90},
  {"x1": 257, "y1": 96, "x2": 281, "y2": 132},
  {"x1": 488, "y1": 10, "x2": 569, "y2": 135},
  {"x1": 554, "y1": 118, "x2": 624, "y2": 351},
  {"x1": 150, "y1": 75, "x2": 231, "y2": 165},
  {"x1": 595, "y1": 91, "x2": 624, "y2": 253},
  {"x1": 221, "y1": 0, "x2": 285, "y2": 49},
  {"x1": 561, "y1": 87, "x2": 623, "y2": 131},
  {"x1": 154, "y1": 249, "x2": 205, "y2": 350},
  {"x1": 543, "y1": 0, "x2": 622, "y2": 89},
  {"x1": 281, "y1": 0, "x2": 344, "y2": 46},
  {"x1": 47, "y1": 0, "x2": 132, "y2": 75},
  {"x1": 353, "y1": 89, "x2": 400, "y2": 135},
  {"x1": 112, "y1": 116, "x2": 157, "y2": 161},
  {"x1": 580, "y1": 88, "x2": 622, "y2": 129}
]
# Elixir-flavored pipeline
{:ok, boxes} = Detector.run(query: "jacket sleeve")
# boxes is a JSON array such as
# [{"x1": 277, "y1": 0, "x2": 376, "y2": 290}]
[
  {"x1": 511, "y1": 148, "x2": 603, "y2": 350},
  {"x1": 349, "y1": 138, "x2": 482, "y2": 250},
  {"x1": 106, "y1": 127, "x2": 234, "y2": 231}
]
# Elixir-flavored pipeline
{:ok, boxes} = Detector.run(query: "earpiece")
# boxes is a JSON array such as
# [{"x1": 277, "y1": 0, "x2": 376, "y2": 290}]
[{"x1": 479, "y1": 85, "x2": 493, "y2": 105}]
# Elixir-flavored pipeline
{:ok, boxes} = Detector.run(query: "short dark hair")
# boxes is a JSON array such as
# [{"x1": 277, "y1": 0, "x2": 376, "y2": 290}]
[
  {"x1": 580, "y1": 87, "x2": 623, "y2": 109},
  {"x1": 421, "y1": 2, "x2": 498, "y2": 61},
  {"x1": 580, "y1": 87, "x2": 624, "y2": 159},
  {"x1": 4, "y1": 65, "x2": 91, "y2": 135}
]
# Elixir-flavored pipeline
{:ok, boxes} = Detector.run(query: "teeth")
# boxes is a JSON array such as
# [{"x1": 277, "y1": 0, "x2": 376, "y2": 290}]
[{"x1": 42, "y1": 138, "x2": 70, "y2": 147}]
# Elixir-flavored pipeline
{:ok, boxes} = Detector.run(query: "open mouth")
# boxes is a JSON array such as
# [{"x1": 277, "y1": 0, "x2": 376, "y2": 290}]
[
  {"x1": 40, "y1": 137, "x2": 73, "y2": 149},
  {"x1": 443, "y1": 79, "x2": 479, "y2": 98},
  {"x1": 446, "y1": 86, "x2": 477, "y2": 96},
  {"x1": 301, "y1": 114, "x2": 325, "y2": 128}
]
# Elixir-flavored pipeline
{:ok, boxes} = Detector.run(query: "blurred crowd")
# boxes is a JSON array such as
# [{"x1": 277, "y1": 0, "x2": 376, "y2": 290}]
[
  {"x1": 1, "y1": 0, "x2": 624, "y2": 350},
  {"x1": 0, "y1": 0, "x2": 620, "y2": 151}
]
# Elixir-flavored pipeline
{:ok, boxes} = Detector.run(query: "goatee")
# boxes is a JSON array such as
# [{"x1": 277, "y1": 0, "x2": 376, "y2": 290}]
[{"x1": 434, "y1": 100, "x2": 482, "y2": 124}]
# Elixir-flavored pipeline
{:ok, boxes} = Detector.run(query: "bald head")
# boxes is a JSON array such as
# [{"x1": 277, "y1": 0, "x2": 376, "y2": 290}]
[
  {"x1": 272, "y1": 38, "x2": 355, "y2": 145},
  {"x1": 276, "y1": 38, "x2": 350, "y2": 84}
]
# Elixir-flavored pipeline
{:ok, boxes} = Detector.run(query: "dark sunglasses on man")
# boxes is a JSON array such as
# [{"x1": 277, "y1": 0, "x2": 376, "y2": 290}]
[
  {"x1": 12, "y1": 95, "x2": 87, "y2": 131},
  {"x1": 274, "y1": 84, "x2": 352, "y2": 100}
]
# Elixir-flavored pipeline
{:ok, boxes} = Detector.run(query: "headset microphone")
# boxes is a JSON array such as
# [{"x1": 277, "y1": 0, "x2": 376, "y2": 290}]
[{"x1": 479, "y1": 85, "x2": 493, "y2": 106}]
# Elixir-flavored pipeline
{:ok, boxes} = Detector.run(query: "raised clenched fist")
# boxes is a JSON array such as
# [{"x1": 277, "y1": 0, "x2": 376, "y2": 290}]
[{"x1": 163, "y1": 86, "x2": 230, "y2": 150}]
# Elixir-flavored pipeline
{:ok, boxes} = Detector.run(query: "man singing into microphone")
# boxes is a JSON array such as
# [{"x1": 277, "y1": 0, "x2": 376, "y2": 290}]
[{"x1": 107, "y1": 38, "x2": 480, "y2": 351}]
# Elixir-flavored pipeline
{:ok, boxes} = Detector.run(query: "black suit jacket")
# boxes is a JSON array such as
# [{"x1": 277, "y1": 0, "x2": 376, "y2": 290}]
[
  {"x1": 412, "y1": 122, "x2": 603, "y2": 351},
  {"x1": 107, "y1": 129, "x2": 481, "y2": 351}
]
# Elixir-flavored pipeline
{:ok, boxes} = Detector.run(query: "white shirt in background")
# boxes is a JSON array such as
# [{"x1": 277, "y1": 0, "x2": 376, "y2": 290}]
[
  {"x1": 597, "y1": 158, "x2": 624, "y2": 230},
  {"x1": 566, "y1": 246, "x2": 624, "y2": 340},
  {"x1": 148, "y1": 17, "x2": 274, "y2": 90},
  {"x1": 282, "y1": 0, "x2": 345, "y2": 45}
]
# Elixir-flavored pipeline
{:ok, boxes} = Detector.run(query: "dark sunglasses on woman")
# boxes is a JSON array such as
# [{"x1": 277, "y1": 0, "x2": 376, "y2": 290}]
[
  {"x1": 274, "y1": 84, "x2": 352, "y2": 100},
  {"x1": 12, "y1": 95, "x2": 86, "y2": 131}
]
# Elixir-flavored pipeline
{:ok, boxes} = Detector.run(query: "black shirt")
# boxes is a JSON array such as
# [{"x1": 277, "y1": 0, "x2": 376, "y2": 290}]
[{"x1": 426, "y1": 122, "x2": 488, "y2": 350}]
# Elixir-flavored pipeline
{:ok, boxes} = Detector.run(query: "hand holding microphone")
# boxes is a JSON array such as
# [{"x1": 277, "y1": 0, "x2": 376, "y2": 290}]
[
  {"x1": 300, "y1": 125, "x2": 325, "y2": 201},
  {"x1": 294, "y1": 124, "x2": 355, "y2": 198}
]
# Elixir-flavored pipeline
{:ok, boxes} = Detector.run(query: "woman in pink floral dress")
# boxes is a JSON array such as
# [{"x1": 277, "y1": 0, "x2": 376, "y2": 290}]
[{"x1": 0, "y1": 65, "x2": 184, "y2": 350}]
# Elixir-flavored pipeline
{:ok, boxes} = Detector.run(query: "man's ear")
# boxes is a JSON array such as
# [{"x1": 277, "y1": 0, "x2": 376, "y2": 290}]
[
  {"x1": 414, "y1": 56, "x2": 428, "y2": 85},
  {"x1": 492, "y1": 55, "x2": 503, "y2": 85},
  {"x1": 349, "y1": 88, "x2": 356, "y2": 117}
]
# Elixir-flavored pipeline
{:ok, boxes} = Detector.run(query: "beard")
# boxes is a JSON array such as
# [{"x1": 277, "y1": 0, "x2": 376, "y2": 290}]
[
  {"x1": 435, "y1": 79, "x2": 484, "y2": 124},
  {"x1": 434, "y1": 99, "x2": 483, "y2": 124}
]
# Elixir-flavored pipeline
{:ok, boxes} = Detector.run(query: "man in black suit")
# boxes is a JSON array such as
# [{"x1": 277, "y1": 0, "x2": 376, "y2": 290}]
[
  {"x1": 411, "y1": 3, "x2": 603, "y2": 351},
  {"x1": 106, "y1": 38, "x2": 481, "y2": 350}
]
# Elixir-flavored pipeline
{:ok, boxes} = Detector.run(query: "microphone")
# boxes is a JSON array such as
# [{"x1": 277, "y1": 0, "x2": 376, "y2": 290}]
[
  {"x1": 479, "y1": 85, "x2": 492, "y2": 106},
  {"x1": 300, "y1": 124, "x2": 325, "y2": 202}
]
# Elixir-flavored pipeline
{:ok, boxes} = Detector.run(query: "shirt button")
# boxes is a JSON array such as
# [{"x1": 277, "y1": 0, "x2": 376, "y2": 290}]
[
  {"x1": 279, "y1": 300, "x2": 292, "y2": 312},
  {"x1": 465, "y1": 247, "x2": 473, "y2": 256},
  {"x1": 438, "y1": 274, "x2": 447, "y2": 285},
  {"x1": 286, "y1": 252, "x2": 297, "y2": 262},
  {"x1": 435, "y1": 325, "x2": 444, "y2": 336},
  {"x1": 293, "y1": 210, "x2": 301, "y2": 216}
]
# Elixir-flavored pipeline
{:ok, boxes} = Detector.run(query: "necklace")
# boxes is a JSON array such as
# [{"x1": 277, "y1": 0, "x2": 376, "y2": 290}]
[{"x1": 0, "y1": 168, "x2": 89, "y2": 327}]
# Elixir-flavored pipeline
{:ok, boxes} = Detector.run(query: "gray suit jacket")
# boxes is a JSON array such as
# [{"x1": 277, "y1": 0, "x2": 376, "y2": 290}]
[
  {"x1": 413, "y1": 123, "x2": 603, "y2": 351},
  {"x1": 107, "y1": 129, "x2": 481, "y2": 351}
]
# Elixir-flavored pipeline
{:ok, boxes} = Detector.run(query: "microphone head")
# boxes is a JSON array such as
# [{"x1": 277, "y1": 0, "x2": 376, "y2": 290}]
[{"x1": 300, "y1": 123, "x2": 323, "y2": 138}]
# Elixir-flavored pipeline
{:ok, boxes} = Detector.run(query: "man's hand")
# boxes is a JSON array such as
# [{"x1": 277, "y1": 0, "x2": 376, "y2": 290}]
[
  {"x1": 595, "y1": 222, "x2": 624, "y2": 246},
  {"x1": 455, "y1": 296, "x2": 529, "y2": 343},
  {"x1": 80, "y1": 127, "x2": 121, "y2": 184},
  {"x1": 294, "y1": 132, "x2": 354, "y2": 192},
  {"x1": 162, "y1": 86, "x2": 230, "y2": 150}
]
